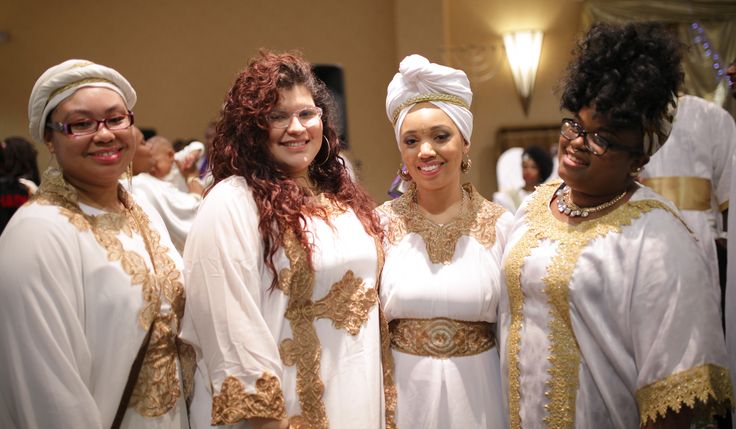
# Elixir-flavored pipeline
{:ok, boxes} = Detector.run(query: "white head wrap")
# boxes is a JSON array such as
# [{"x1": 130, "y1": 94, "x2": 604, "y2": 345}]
[
  {"x1": 28, "y1": 59, "x2": 137, "y2": 143},
  {"x1": 386, "y1": 54, "x2": 473, "y2": 147}
]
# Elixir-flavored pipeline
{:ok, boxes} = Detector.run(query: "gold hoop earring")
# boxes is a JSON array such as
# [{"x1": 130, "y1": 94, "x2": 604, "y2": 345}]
[
  {"x1": 461, "y1": 156, "x2": 472, "y2": 173},
  {"x1": 397, "y1": 163, "x2": 412, "y2": 181},
  {"x1": 316, "y1": 135, "x2": 331, "y2": 167}
]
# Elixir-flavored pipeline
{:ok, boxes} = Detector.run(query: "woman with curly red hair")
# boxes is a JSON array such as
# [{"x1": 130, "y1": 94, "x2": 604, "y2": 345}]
[{"x1": 181, "y1": 51, "x2": 394, "y2": 429}]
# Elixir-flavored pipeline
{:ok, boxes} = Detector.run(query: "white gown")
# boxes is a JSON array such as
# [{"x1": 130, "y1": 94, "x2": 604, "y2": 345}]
[
  {"x1": 127, "y1": 173, "x2": 201, "y2": 254},
  {"x1": 180, "y1": 176, "x2": 393, "y2": 429},
  {"x1": 499, "y1": 181, "x2": 733, "y2": 428},
  {"x1": 377, "y1": 183, "x2": 512, "y2": 429},
  {"x1": 640, "y1": 95, "x2": 736, "y2": 284},
  {"x1": 0, "y1": 168, "x2": 193, "y2": 429},
  {"x1": 493, "y1": 188, "x2": 531, "y2": 214}
]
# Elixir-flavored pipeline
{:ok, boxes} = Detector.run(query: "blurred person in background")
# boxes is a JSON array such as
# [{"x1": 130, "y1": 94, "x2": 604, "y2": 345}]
[{"x1": 0, "y1": 136, "x2": 40, "y2": 234}]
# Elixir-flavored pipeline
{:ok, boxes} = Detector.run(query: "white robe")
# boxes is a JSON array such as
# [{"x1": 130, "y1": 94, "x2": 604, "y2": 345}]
[
  {"x1": 127, "y1": 173, "x2": 201, "y2": 254},
  {"x1": 640, "y1": 95, "x2": 736, "y2": 284},
  {"x1": 0, "y1": 171, "x2": 191, "y2": 429},
  {"x1": 499, "y1": 182, "x2": 732, "y2": 428},
  {"x1": 180, "y1": 176, "x2": 390, "y2": 429},
  {"x1": 377, "y1": 184, "x2": 512, "y2": 429},
  {"x1": 493, "y1": 188, "x2": 531, "y2": 214}
]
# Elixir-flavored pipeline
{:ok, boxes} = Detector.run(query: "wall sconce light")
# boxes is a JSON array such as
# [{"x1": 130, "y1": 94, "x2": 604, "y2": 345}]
[{"x1": 503, "y1": 30, "x2": 543, "y2": 116}]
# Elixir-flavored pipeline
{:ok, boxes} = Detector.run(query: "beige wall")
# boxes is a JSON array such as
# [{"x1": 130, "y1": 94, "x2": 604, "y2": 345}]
[
  {"x1": 0, "y1": 0, "x2": 581, "y2": 202},
  {"x1": 445, "y1": 0, "x2": 583, "y2": 197}
]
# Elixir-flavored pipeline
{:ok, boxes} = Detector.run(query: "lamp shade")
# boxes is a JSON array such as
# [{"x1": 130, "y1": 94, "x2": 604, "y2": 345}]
[{"x1": 503, "y1": 30, "x2": 543, "y2": 115}]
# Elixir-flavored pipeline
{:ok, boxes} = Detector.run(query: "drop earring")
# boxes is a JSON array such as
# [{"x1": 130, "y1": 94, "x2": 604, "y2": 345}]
[{"x1": 397, "y1": 163, "x2": 412, "y2": 181}]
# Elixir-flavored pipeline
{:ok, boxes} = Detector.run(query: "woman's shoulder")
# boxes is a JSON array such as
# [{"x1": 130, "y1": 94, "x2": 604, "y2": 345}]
[
  {"x1": 201, "y1": 176, "x2": 257, "y2": 210},
  {"x1": 629, "y1": 184, "x2": 692, "y2": 232}
]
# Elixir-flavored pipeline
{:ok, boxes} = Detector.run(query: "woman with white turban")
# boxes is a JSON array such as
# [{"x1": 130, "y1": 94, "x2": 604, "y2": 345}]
[
  {"x1": 499, "y1": 23, "x2": 733, "y2": 428},
  {"x1": 0, "y1": 60, "x2": 193, "y2": 429},
  {"x1": 377, "y1": 54, "x2": 512, "y2": 428}
]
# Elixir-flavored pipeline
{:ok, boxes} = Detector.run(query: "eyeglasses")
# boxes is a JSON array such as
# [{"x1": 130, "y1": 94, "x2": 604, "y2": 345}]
[
  {"x1": 268, "y1": 106, "x2": 323, "y2": 129},
  {"x1": 47, "y1": 111, "x2": 135, "y2": 137},
  {"x1": 560, "y1": 118, "x2": 642, "y2": 156}
]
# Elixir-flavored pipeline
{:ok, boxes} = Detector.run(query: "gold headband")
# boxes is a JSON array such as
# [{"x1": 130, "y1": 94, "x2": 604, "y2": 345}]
[
  {"x1": 48, "y1": 77, "x2": 114, "y2": 101},
  {"x1": 391, "y1": 93, "x2": 470, "y2": 124}
]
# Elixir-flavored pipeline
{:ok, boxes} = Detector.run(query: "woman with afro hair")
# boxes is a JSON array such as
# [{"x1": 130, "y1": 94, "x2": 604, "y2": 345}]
[
  {"x1": 498, "y1": 22, "x2": 732, "y2": 428},
  {"x1": 181, "y1": 51, "x2": 394, "y2": 429}
]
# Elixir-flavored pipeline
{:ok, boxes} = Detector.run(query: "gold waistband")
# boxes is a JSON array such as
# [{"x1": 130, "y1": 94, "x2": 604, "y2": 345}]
[
  {"x1": 389, "y1": 317, "x2": 495, "y2": 359},
  {"x1": 640, "y1": 176, "x2": 712, "y2": 211}
]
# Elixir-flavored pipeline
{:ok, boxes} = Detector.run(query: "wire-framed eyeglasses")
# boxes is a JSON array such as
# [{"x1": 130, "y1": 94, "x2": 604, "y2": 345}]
[{"x1": 268, "y1": 107, "x2": 323, "y2": 129}]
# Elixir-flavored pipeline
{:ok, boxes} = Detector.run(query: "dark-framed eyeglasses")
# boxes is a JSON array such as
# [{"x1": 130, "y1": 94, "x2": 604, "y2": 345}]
[
  {"x1": 560, "y1": 118, "x2": 642, "y2": 156},
  {"x1": 46, "y1": 111, "x2": 135, "y2": 137},
  {"x1": 268, "y1": 106, "x2": 323, "y2": 129}
]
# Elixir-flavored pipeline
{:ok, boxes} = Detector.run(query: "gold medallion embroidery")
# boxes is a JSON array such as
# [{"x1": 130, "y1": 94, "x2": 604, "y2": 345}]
[
  {"x1": 636, "y1": 363, "x2": 733, "y2": 425},
  {"x1": 389, "y1": 318, "x2": 495, "y2": 358},
  {"x1": 277, "y1": 226, "x2": 379, "y2": 428},
  {"x1": 33, "y1": 167, "x2": 188, "y2": 417},
  {"x1": 504, "y1": 182, "x2": 679, "y2": 428},
  {"x1": 211, "y1": 373, "x2": 287, "y2": 424},
  {"x1": 378, "y1": 183, "x2": 504, "y2": 264}
]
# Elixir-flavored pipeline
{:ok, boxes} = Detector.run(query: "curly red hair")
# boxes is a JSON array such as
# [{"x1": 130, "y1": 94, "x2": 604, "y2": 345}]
[{"x1": 209, "y1": 50, "x2": 382, "y2": 288}]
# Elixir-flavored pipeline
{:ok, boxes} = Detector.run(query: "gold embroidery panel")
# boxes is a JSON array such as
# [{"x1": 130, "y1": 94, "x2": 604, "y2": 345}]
[
  {"x1": 211, "y1": 373, "x2": 287, "y2": 424},
  {"x1": 380, "y1": 183, "x2": 505, "y2": 264},
  {"x1": 389, "y1": 318, "x2": 495, "y2": 358},
  {"x1": 504, "y1": 182, "x2": 672, "y2": 428},
  {"x1": 33, "y1": 168, "x2": 187, "y2": 418},
  {"x1": 277, "y1": 229, "x2": 379, "y2": 429},
  {"x1": 636, "y1": 363, "x2": 733, "y2": 425}
]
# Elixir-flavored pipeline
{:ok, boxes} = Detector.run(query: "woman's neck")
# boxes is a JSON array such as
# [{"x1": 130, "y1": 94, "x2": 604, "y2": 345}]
[
  {"x1": 293, "y1": 174, "x2": 318, "y2": 195},
  {"x1": 568, "y1": 182, "x2": 633, "y2": 208},
  {"x1": 414, "y1": 183, "x2": 465, "y2": 225},
  {"x1": 66, "y1": 176, "x2": 122, "y2": 212}
]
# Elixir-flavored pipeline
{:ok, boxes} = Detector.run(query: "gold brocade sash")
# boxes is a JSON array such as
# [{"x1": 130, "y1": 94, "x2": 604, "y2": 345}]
[
  {"x1": 389, "y1": 318, "x2": 495, "y2": 359},
  {"x1": 640, "y1": 176, "x2": 711, "y2": 211}
]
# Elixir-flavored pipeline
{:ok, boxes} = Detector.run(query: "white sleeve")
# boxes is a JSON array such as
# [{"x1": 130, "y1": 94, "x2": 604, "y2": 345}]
[
  {"x1": 0, "y1": 216, "x2": 102, "y2": 429},
  {"x1": 174, "y1": 141, "x2": 206, "y2": 162},
  {"x1": 131, "y1": 177, "x2": 200, "y2": 254},
  {"x1": 629, "y1": 212, "x2": 730, "y2": 420},
  {"x1": 707, "y1": 102, "x2": 736, "y2": 209},
  {"x1": 180, "y1": 180, "x2": 287, "y2": 426}
]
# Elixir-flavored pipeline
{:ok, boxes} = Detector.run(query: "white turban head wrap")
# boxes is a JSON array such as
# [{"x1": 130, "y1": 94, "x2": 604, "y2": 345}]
[
  {"x1": 28, "y1": 59, "x2": 137, "y2": 143},
  {"x1": 386, "y1": 54, "x2": 473, "y2": 148}
]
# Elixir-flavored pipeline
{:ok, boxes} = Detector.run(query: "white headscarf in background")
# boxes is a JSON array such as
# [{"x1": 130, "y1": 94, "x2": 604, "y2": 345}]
[
  {"x1": 28, "y1": 59, "x2": 137, "y2": 143},
  {"x1": 385, "y1": 54, "x2": 473, "y2": 147}
]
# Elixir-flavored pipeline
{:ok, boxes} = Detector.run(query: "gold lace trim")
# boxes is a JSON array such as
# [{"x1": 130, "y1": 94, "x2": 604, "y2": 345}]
[
  {"x1": 33, "y1": 167, "x2": 187, "y2": 417},
  {"x1": 379, "y1": 183, "x2": 505, "y2": 264},
  {"x1": 391, "y1": 93, "x2": 470, "y2": 124},
  {"x1": 373, "y1": 234, "x2": 397, "y2": 429},
  {"x1": 504, "y1": 182, "x2": 680, "y2": 428},
  {"x1": 389, "y1": 318, "x2": 495, "y2": 358},
  {"x1": 637, "y1": 363, "x2": 733, "y2": 425},
  {"x1": 211, "y1": 373, "x2": 287, "y2": 424},
  {"x1": 277, "y1": 229, "x2": 379, "y2": 428}
]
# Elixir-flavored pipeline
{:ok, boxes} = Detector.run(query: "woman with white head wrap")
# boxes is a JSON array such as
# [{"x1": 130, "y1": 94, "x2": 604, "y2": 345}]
[
  {"x1": 376, "y1": 54, "x2": 513, "y2": 429},
  {"x1": 0, "y1": 59, "x2": 193, "y2": 429},
  {"x1": 499, "y1": 23, "x2": 732, "y2": 428}
]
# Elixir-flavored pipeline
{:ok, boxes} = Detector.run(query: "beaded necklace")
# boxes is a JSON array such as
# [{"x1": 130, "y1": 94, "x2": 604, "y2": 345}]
[{"x1": 555, "y1": 183, "x2": 628, "y2": 218}]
